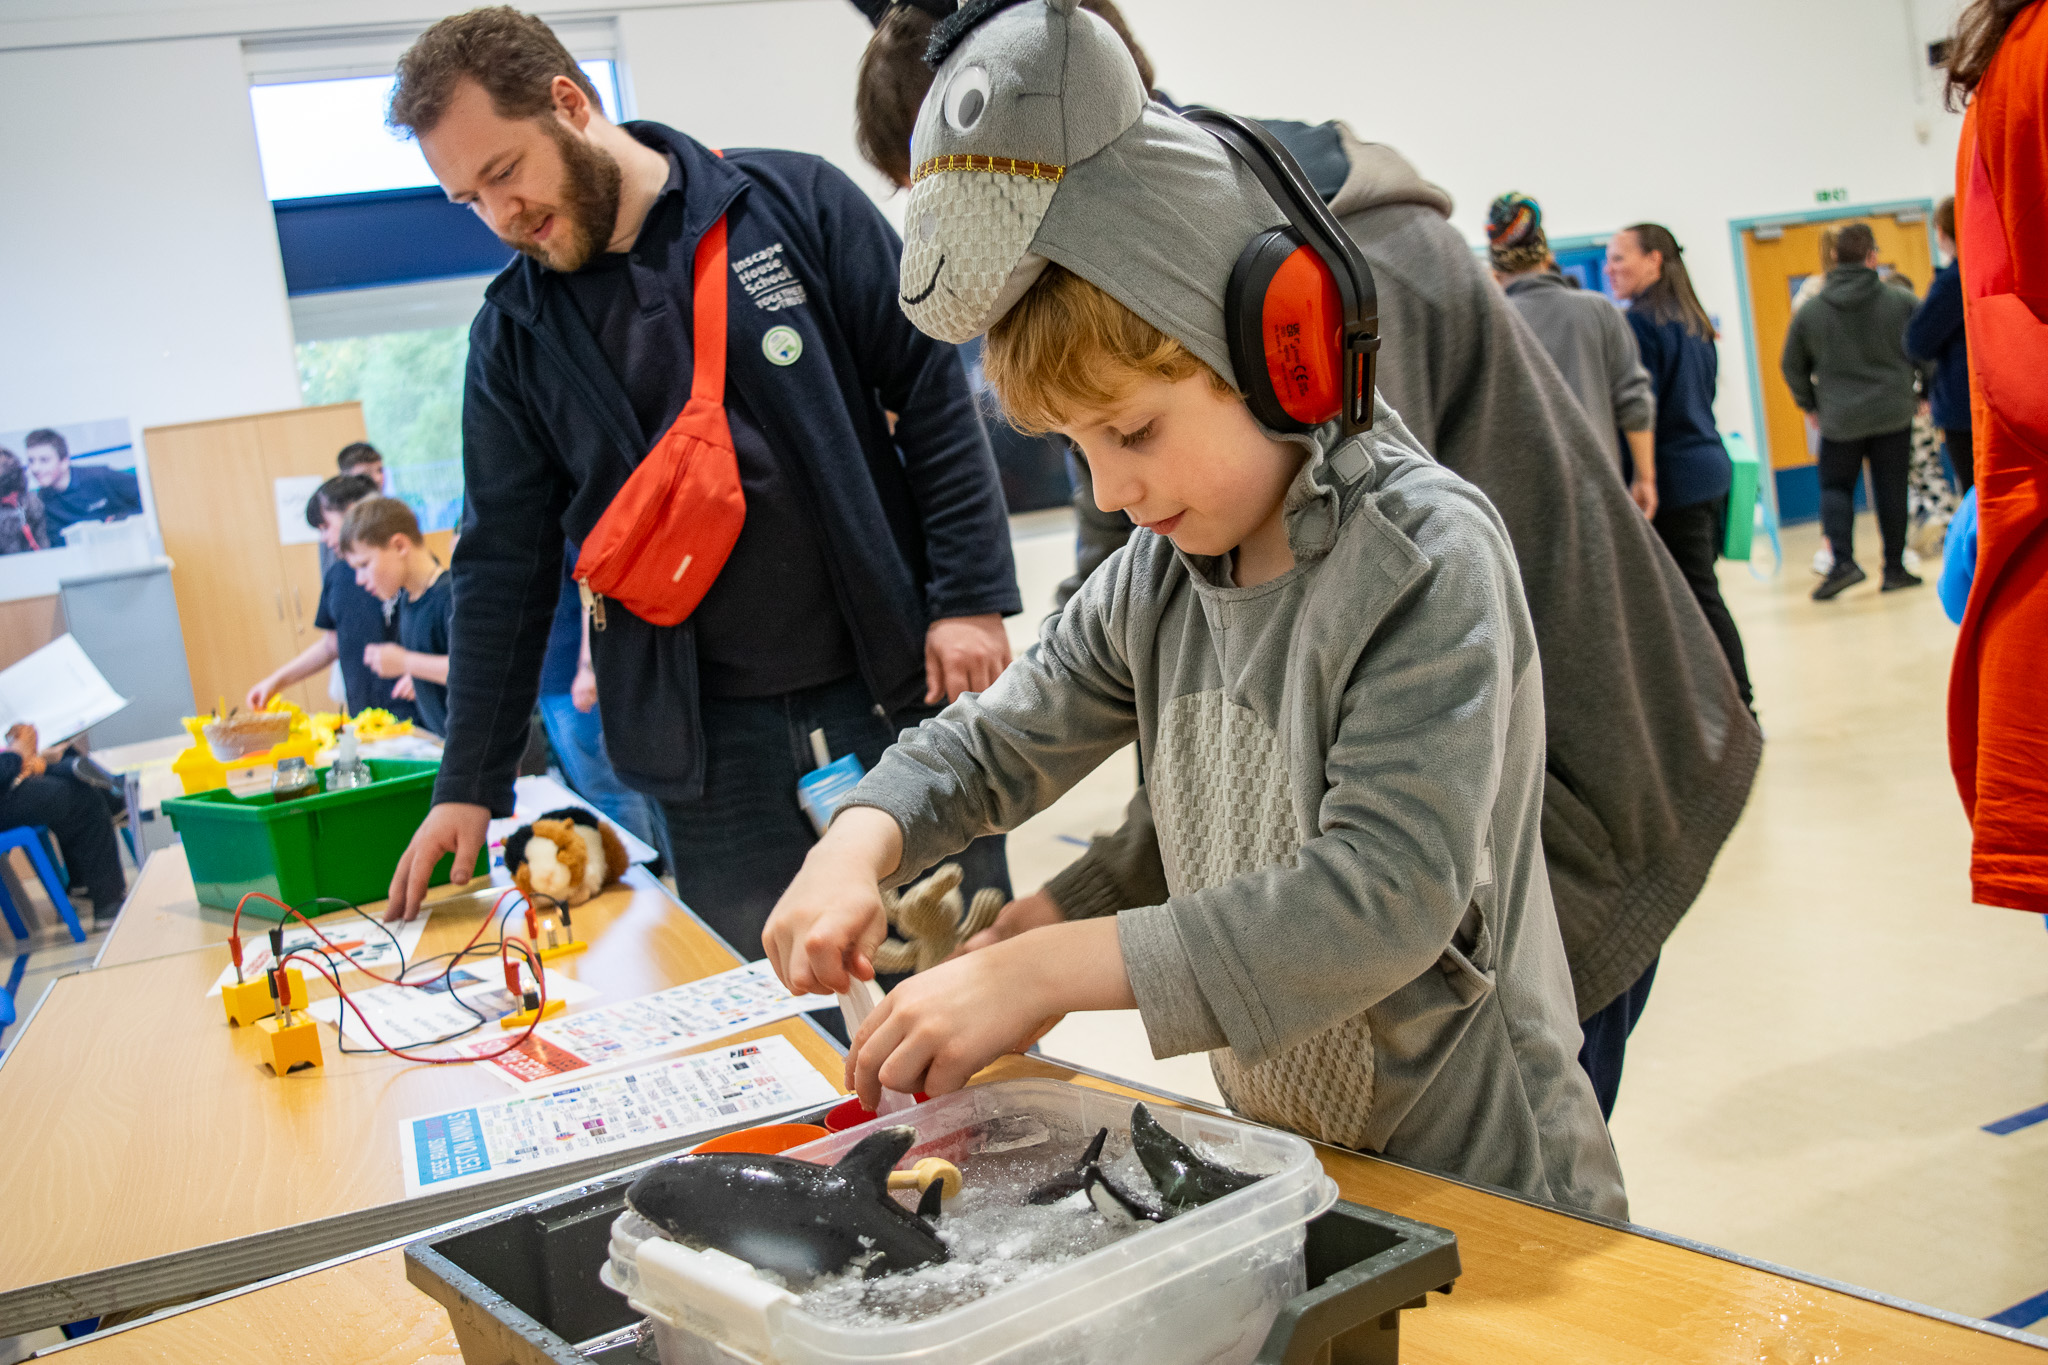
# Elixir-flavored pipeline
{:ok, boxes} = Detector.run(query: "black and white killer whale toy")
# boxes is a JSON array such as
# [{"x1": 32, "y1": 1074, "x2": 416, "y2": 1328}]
[
  {"x1": 626, "y1": 1126, "x2": 949, "y2": 1282},
  {"x1": 1027, "y1": 1103, "x2": 1261, "y2": 1222}
]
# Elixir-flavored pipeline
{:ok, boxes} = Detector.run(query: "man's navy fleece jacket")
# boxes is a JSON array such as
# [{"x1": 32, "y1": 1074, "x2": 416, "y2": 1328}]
[{"x1": 435, "y1": 123, "x2": 1020, "y2": 813}]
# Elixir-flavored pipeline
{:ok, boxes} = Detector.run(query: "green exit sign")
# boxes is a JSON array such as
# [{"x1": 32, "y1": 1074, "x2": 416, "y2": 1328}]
[{"x1": 1815, "y1": 187, "x2": 1848, "y2": 203}]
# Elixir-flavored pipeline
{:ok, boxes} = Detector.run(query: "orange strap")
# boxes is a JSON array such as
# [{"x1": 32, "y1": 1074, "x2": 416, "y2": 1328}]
[{"x1": 688, "y1": 215, "x2": 727, "y2": 410}]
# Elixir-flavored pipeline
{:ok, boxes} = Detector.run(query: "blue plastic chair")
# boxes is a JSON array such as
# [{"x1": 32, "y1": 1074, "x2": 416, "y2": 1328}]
[{"x1": 0, "y1": 826, "x2": 84, "y2": 943}]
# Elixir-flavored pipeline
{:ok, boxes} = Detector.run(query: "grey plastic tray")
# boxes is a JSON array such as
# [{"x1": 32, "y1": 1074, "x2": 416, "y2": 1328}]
[{"x1": 403, "y1": 1105, "x2": 1460, "y2": 1365}]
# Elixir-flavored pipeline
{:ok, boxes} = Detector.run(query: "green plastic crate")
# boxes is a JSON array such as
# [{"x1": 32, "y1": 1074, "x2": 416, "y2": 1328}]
[
  {"x1": 1723, "y1": 432, "x2": 1760, "y2": 561},
  {"x1": 163, "y1": 758, "x2": 487, "y2": 916}
]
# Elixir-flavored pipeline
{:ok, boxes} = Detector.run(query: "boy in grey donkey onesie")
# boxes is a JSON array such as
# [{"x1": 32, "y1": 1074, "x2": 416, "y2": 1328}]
[{"x1": 762, "y1": 0, "x2": 1625, "y2": 1220}]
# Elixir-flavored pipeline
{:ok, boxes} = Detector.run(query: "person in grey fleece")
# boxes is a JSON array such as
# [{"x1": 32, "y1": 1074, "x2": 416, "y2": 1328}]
[
  {"x1": 1485, "y1": 191, "x2": 1657, "y2": 514},
  {"x1": 771, "y1": 0, "x2": 1626, "y2": 1219},
  {"x1": 844, "y1": 43, "x2": 1760, "y2": 1117},
  {"x1": 1780, "y1": 220, "x2": 1924, "y2": 598}
]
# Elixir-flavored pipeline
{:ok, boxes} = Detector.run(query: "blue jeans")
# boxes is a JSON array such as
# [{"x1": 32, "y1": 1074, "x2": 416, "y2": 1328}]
[
  {"x1": 658, "y1": 673, "x2": 1011, "y2": 963},
  {"x1": 536, "y1": 693, "x2": 674, "y2": 870}
]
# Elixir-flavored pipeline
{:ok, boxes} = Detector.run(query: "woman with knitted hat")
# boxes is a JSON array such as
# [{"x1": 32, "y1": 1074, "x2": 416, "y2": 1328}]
[{"x1": 1489, "y1": 192, "x2": 1658, "y2": 517}]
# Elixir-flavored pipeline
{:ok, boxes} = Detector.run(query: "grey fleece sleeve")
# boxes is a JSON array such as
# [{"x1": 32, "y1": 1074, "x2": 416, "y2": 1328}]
[
  {"x1": 1043, "y1": 785, "x2": 1167, "y2": 919},
  {"x1": 1121, "y1": 494, "x2": 1524, "y2": 1066},
  {"x1": 844, "y1": 549, "x2": 1142, "y2": 889},
  {"x1": 1605, "y1": 305, "x2": 1655, "y2": 433}
]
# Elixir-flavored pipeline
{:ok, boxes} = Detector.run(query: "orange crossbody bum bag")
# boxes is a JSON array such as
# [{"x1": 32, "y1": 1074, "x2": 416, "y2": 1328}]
[{"x1": 574, "y1": 212, "x2": 746, "y2": 628}]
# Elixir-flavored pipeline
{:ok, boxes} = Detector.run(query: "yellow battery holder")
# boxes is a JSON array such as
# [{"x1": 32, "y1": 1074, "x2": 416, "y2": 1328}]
[
  {"x1": 499, "y1": 997, "x2": 566, "y2": 1030},
  {"x1": 256, "y1": 1010, "x2": 323, "y2": 1074},
  {"x1": 225, "y1": 968, "x2": 305, "y2": 1027}
]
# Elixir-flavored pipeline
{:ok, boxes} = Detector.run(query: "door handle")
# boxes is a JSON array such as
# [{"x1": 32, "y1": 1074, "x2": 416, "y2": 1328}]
[
  {"x1": 275, "y1": 591, "x2": 284, "y2": 621},
  {"x1": 292, "y1": 586, "x2": 303, "y2": 625}
]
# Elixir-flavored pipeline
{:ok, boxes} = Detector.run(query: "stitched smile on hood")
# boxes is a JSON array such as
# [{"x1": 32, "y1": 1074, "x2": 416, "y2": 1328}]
[{"x1": 897, "y1": 0, "x2": 1143, "y2": 341}]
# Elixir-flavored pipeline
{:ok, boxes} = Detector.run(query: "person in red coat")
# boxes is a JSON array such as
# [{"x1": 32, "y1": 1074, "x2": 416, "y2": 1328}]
[{"x1": 1946, "y1": 0, "x2": 2048, "y2": 911}]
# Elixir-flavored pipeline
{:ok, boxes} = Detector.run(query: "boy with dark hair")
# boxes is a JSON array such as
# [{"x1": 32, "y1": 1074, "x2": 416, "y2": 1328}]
[
  {"x1": 340, "y1": 497, "x2": 453, "y2": 736},
  {"x1": 336, "y1": 441, "x2": 386, "y2": 489},
  {"x1": 768, "y1": 0, "x2": 1625, "y2": 1218},
  {"x1": 247, "y1": 475, "x2": 416, "y2": 720},
  {"x1": 22, "y1": 428, "x2": 143, "y2": 539}
]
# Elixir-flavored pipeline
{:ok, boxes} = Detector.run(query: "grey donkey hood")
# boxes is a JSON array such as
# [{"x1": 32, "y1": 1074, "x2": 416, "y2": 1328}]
[{"x1": 900, "y1": 0, "x2": 1287, "y2": 391}]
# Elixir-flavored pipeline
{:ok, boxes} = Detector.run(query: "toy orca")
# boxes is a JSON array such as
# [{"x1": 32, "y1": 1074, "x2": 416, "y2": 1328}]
[
  {"x1": 626, "y1": 1126, "x2": 949, "y2": 1281},
  {"x1": 1130, "y1": 1103, "x2": 1260, "y2": 1212},
  {"x1": 1025, "y1": 1127, "x2": 1164, "y2": 1222}
]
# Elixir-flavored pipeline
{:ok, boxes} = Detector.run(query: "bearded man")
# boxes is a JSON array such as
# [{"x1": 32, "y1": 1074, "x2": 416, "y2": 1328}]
[{"x1": 382, "y1": 7, "x2": 1019, "y2": 958}]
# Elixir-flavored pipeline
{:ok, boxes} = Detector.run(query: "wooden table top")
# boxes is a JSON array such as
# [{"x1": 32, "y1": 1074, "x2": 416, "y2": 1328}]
[
  {"x1": 0, "y1": 864, "x2": 844, "y2": 1333},
  {"x1": 48, "y1": 1055, "x2": 2044, "y2": 1363}
]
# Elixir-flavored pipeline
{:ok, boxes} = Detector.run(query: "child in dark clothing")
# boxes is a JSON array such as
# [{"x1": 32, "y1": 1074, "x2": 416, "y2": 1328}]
[{"x1": 340, "y1": 497, "x2": 452, "y2": 735}]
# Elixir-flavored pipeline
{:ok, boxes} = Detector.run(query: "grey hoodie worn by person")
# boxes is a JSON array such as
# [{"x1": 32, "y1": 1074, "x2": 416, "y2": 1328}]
[
  {"x1": 851, "y1": 406, "x2": 1628, "y2": 1220},
  {"x1": 1047, "y1": 128, "x2": 1763, "y2": 1024},
  {"x1": 1501, "y1": 271, "x2": 1655, "y2": 465},
  {"x1": 1780, "y1": 265, "x2": 1921, "y2": 441}
]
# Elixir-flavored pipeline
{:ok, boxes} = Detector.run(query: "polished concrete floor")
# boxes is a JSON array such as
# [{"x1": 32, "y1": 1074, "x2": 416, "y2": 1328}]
[{"x1": 1001, "y1": 508, "x2": 2048, "y2": 1330}]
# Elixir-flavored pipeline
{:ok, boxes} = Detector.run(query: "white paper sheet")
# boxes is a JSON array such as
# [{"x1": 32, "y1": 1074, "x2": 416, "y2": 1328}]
[
  {"x1": 206, "y1": 909, "x2": 430, "y2": 997},
  {"x1": 273, "y1": 475, "x2": 326, "y2": 547},
  {"x1": 304, "y1": 966, "x2": 598, "y2": 1051},
  {"x1": 458, "y1": 959, "x2": 835, "y2": 1090},
  {"x1": 398, "y1": 1035, "x2": 839, "y2": 1197},
  {"x1": 0, "y1": 634, "x2": 129, "y2": 745}
]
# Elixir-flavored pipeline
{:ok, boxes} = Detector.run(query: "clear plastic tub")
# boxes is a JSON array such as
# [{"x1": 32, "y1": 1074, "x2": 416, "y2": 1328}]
[{"x1": 603, "y1": 1079, "x2": 1339, "y2": 1365}]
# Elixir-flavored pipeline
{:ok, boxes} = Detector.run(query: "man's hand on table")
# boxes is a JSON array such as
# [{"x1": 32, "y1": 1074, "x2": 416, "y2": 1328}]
[
  {"x1": 387, "y1": 802, "x2": 490, "y2": 922},
  {"x1": 923, "y1": 613, "x2": 1011, "y2": 704}
]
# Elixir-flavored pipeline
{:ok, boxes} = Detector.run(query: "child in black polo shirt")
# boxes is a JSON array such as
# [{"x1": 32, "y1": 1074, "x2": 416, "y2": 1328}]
[{"x1": 340, "y1": 498, "x2": 453, "y2": 736}]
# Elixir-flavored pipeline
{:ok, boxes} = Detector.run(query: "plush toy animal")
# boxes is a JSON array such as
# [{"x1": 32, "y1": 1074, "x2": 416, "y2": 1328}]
[
  {"x1": 503, "y1": 806, "x2": 628, "y2": 908},
  {"x1": 871, "y1": 863, "x2": 1006, "y2": 974}
]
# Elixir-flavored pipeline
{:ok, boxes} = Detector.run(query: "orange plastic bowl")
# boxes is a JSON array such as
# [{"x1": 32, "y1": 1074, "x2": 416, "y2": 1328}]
[{"x1": 689, "y1": 1123, "x2": 830, "y2": 1156}]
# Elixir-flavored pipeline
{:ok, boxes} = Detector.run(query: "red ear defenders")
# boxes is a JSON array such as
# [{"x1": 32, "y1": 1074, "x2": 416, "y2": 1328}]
[{"x1": 1182, "y1": 108, "x2": 1381, "y2": 438}]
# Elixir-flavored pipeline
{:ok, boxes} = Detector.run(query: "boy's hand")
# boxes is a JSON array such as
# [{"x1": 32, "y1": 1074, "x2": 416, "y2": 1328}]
[
  {"x1": 364, "y1": 643, "x2": 408, "y2": 679},
  {"x1": 956, "y1": 887, "x2": 1066, "y2": 955},
  {"x1": 762, "y1": 807, "x2": 904, "y2": 996},
  {"x1": 848, "y1": 918, "x2": 1130, "y2": 1107},
  {"x1": 392, "y1": 676, "x2": 417, "y2": 701},
  {"x1": 245, "y1": 679, "x2": 277, "y2": 710}
]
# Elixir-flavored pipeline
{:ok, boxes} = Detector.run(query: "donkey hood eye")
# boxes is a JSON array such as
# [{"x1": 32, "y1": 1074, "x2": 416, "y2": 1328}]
[{"x1": 944, "y1": 66, "x2": 991, "y2": 133}]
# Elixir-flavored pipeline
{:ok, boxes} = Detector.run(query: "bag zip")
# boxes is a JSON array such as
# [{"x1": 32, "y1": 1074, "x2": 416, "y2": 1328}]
[{"x1": 578, "y1": 580, "x2": 608, "y2": 632}]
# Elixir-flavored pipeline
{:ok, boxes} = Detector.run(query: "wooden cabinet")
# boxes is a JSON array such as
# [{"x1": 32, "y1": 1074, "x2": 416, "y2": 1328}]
[{"x1": 146, "y1": 403, "x2": 368, "y2": 717}]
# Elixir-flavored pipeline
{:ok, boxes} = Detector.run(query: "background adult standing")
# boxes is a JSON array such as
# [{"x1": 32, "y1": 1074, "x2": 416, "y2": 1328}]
[
  {"x1": 381, "y1": 8, "x2": 1021, "y2": 953},
  {"x1": 1607, "y1": 224, "x2": 1754, "y2": 708},
  {"x1": 1487, "y1": 192, "x2": 1657, "y2": 517},
  {"x1": 1778, "y1": 221, "x2": 1923, "y2": 600},
  {"x1": 1907, "y1": 197, "x2": 1973, "y2": 496}
]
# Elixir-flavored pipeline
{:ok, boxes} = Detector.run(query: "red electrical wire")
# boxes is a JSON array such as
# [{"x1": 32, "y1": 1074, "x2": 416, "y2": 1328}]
[
  {"x1": 236, "y1": 887, "x2": 557, "y2": 1065},
  {"x1": 280, "y1": 937, "x2": 550, "y2": 1065}
]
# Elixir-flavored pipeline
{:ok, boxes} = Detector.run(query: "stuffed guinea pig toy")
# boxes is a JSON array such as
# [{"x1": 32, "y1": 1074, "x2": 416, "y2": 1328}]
[{"x1": 504, "y1": 806, "x2": 628, "y2": 908}]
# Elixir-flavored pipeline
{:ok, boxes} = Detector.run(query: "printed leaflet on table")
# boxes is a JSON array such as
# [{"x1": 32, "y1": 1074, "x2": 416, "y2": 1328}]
[
  {"x1": 399, "y1": 1035, "x2": 838, "y2": 1196},
  {"x1": 458, "y1": 959, "x2": 835, "y2": 1089},
  {"x1": 303, "y1": 967, "x2": 598, "y2": 1051}
]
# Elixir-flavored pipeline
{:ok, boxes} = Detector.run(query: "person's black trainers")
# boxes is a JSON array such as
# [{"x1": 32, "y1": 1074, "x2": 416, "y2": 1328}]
[
  {"x1": 1812, "y1": 561, "x2": 1867, "y2": 600},
  {"x1": 1882, "y1": 568, "x2": 1925, "y2": 592}
]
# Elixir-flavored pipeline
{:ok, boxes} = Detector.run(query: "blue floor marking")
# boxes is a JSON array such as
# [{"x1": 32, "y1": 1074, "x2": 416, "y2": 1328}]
[
  {"x1": 1983, "y1": 1102, "x2": 2048, "y2": 1136},
  {"x1": 1987, "y1": 1287, "x2": 2048, "y2": 1329},
  {"x1": 1055, "y1": 834, "x2": 1090, "y2": 847}
]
